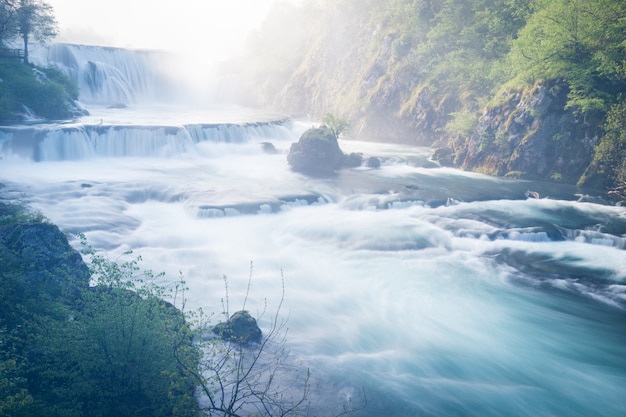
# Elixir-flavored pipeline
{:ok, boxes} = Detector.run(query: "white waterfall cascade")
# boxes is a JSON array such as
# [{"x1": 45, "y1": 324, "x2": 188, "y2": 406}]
[
  {"x1": 0, "y1": 118, "x2": 294, "y2": 161},
  {"x1": 30, "y1": 43, "x2": 180, "y2": 105}
]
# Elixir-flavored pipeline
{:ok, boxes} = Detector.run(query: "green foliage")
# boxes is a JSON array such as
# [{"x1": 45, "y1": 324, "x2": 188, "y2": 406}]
[
  {"x1": 510, "y1": 0, "x2": 626, "y2": 115},
  {"x1": 1, "y1": 205, "x2": 342, "y2": 417},
  {"x1": 321, "y1": 113, "x2": 350, "y2": 139},
  {"x1": 243, "y1": 0, "x2": 535, "y2": 136},
  {"x1": 0, "y1": 200, "x2": 45, "y2": 225},
  {"x1": 14, "y1": 0, "x2": 57, "y2": 63},
  {"x1": 579, "y1": 99, "x2": 626, "y2": 190},
  {"x1": 550, "y1": 172, "x2": 563, "y2": 182},
  {"x1": 445, "y1": 111, "x2": 479, "y2": 138},
  {"x1": 244, "y1": 0, "x2": 626, "y2": 185},
  {"x1": 74, "y1": 239, "x2": 200, "y2": 417},
  {"x1": 41, "y1": 65, "x2": 78, "y2": 99},
  {"x1": 0, "y1": 0, "x2": 18, "y2": 43},
  {"x1": 0, "y1": 208, "x2": 200, "y2": 417},
  {"x1": 0, "y1": 1, "x2": 57, "y2": 62},
  {"x1": 0, "y1": 338, "x2": 33, "y2": 417},
  {"x1": 0, "y1": 60, "x2": 78, "y2": 122}
]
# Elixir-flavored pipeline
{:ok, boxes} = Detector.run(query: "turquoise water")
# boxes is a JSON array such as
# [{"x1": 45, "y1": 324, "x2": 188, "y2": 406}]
[{"x1": 1, "y1": 108, "x2": 625, "y2": 417}]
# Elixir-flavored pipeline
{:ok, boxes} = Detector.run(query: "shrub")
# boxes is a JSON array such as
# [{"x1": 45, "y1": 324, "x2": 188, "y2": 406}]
[{"x1": 0, "y1": 60, "x2": 78, "y2": 122}]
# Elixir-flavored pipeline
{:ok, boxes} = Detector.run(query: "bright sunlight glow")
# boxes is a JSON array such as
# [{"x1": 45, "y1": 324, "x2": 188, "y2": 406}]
[{"x1": 48, "y1": 0, "x2": 289, "y2": 60}]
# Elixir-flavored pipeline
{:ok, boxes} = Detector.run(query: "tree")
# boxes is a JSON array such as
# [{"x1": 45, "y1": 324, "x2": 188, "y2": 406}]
[
  {"x1": 510, "y1": 0, "x2": 626, "y2": 115},
  {"x1": 321, "y1": 113, "x2": 350, "y2": 140},
  {"x1": 15, "y1": 0, "x2": 57, "y2": 63},
  {"x1": 82, "y1": 248, "x2": 364, "y2": 417},
  {"x1": 84, "y1": 251, "x2": 367, "y2": 417},
  {"x1": 0, "y1": 330, "x2": 33, "y2": 417},
  {"x1": 0, "y1": 0, "x2": 18, "y2": 44},
  {"x1": 579, "y1": 98, "x2": 626, "y2": 192},
  {"x1": 73, "y1": 242, "x2": 200, "y2": 417}
]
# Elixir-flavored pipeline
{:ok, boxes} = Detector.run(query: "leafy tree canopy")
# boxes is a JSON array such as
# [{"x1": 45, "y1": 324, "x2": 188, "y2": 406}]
[
  {"x1": 0, "y1": 0, "x2": 57, "y2": 63},
  {"x1": 510, "y1": 0, "x2": 626, "y2": 113},
  {"x1": 321, "y1": 113, "x2": 350, "y2": 139}
]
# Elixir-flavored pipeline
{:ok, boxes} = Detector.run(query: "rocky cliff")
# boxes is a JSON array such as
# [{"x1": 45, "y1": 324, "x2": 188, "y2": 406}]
[
  {"x1": 236, "y1": 0, "x2": 625, "y2": 198},
  {"x1": 435, "y1": 82, "x2": 599, "y2": 184}
]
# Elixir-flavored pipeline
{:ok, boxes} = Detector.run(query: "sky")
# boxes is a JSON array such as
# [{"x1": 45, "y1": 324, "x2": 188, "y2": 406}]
[{"x1": 48, "y1": 0, "x2": 290, "y2": 60}]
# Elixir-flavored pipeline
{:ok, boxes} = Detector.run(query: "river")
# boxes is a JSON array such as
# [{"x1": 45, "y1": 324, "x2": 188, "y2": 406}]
[{"x1": 1, "y1": 43, "x2": 625, "y2": 417}]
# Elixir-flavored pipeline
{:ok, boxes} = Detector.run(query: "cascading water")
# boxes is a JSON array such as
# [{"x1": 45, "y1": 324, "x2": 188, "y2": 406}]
[
  {"x1": 0, "y1": 118, "x2": 292, "y2": 161},
  {"x1": 2, "y1": 44, "x2": 625, "y2": 417},
  {"x1": 30, "y1": 43, "x2": 180, "y2": 104}
]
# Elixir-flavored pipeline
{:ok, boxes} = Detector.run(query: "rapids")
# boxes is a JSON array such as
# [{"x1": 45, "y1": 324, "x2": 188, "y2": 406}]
[{"x1": 1, "y1": 44, "x2": 625, "y2": 417}]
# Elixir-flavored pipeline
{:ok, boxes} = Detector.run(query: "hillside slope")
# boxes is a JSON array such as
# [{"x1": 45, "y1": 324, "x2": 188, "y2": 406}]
[{"x1": 235, "y1": 0, "x2": 626, "y2": 198}]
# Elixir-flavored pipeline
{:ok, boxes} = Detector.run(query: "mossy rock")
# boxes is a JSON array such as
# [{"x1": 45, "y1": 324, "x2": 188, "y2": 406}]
[
  {"x1": 287, "y1": 127, "x2": 345, "y2": 176},
  {"x1": 212, "y1": 310, "x2": 262, "y2": 344}
]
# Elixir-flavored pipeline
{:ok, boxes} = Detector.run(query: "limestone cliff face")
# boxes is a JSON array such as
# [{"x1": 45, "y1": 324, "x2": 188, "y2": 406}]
[
  {"x1": 235, "y1": 2, "x2": 626, "y2": 192},
  {"x1": 240, "y1": 6, "x2": 452, "y2": 145},
  {"x1": 249, "y1": 33, "x2": 600, "y2": 184},
  {"x1": 438, "y1": 82, "x2": 599, "y2": 183},
  {"x1": 274, "y1": 33, "x2": 450, "y2": 145}
]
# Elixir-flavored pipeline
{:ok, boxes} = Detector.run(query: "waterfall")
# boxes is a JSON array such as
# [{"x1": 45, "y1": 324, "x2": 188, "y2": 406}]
[
  {"x1": 0, "y1": 120, "x2": 293, "y2": 161},
  {"x1": 30, "y1": 43, "x2": 175, "y2": 105}
]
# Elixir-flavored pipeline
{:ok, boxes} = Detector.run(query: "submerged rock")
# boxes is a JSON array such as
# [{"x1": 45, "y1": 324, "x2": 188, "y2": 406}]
[
  {"x1": 212, "y1": 310, "x2": 262, "y2": 344},
  {"x1": 344, "y1": 152, "x2": 363, "y2": 168},
  {"x1": 366, "y1": 156, "x2": 381, "y2": 168},
  {"x1": 261, "y1": 141, "x2": 278, "y2": 154}
]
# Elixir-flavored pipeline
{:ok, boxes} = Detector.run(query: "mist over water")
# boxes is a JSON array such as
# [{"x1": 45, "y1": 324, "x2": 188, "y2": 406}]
[
  {"x1": 2, "y1": 45, "x2": 626, "y2": 417},
  {"x1": 30, "y1": 43, "x2": 233, "y2": 106}
]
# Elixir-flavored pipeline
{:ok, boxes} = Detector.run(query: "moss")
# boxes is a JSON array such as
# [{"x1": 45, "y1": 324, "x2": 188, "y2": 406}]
[
  {"x1": 579, "y1": 100, "x2": 626, "y2": 189},
  {"x1": 549, "y1": 172, "x2": 564, "y2": 182},
  {"x1": 445, "y1": 111, "x2": 479, "y2": 138},
  {"x1": 504, "y1": 171, "x2": 524, "y2": 178},
  {"x1": 474, "y1": 165, "x2": 500, "y2": 176}
]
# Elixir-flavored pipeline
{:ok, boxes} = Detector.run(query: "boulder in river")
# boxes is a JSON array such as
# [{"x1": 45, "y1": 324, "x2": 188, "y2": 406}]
[{"x1": 212, "y1": 310, "x2": 262, "y2": 344}]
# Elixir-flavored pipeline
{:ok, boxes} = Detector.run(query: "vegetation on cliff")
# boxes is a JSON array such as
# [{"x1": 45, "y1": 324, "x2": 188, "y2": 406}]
[
  {"x1": 0, "y1": 202, "x2": 199, "y2": 417},
  {"x1": 0, "y1": 60, "x2": 82, "y2": 122},
  {"x1": 1, "y1": 202, "x2": 338, "y2": 417},
  {"x1": 238, "y1": 0, "x2": 626, "y2": 195},
  {"x1": 1, "y1": 0, "x2": 83, "y2": 123}
]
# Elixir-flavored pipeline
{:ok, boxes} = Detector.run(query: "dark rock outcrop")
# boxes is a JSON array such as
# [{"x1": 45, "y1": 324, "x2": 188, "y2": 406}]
[
  {"x1": 366, "y1": 156, "x2": 381, "y2": 168},
  {"x1": 287, "y1": 127, "x2": 349, "y2": 176},
  {"x1": 212, "y1": 310, "x2": 262, "y2": 344},
  {"x1": 0, "y1": 218, "x2": 90, "y2": 300},
  {"x1": 344, "y1": 152, "x2": 364, "y2": 168}
]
